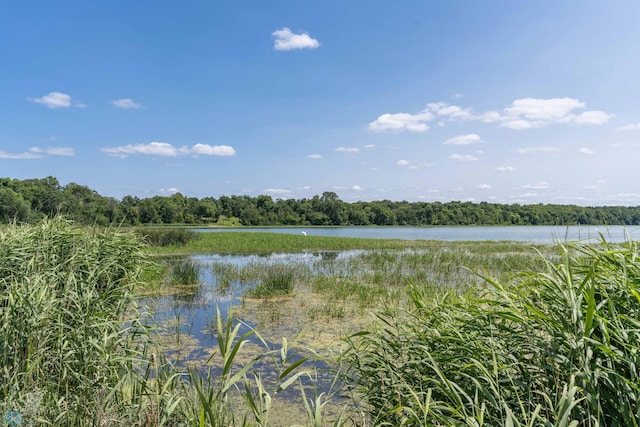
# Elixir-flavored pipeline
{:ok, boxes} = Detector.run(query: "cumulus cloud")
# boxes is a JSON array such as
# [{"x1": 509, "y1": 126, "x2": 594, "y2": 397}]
[
  {"x1": 111, "y1": 98, "x2": 143, "y2": 109},
  {"x1": 351, "y1": 185, "x2": 364, "y2": 191},
  {"x1": 28, "y1": 92, "x2": 72, "y2": 108},
  {"x1": 397, "y1": 160, "x2": 411, "y2": 167},
  {"x1": 272, "y1": 27, "x2": 320, "y2": 51},
  {"x1": 306, "y1": 154, "x2": 322, "y2": 159},
  {"x1": 367, "y1": 111, "x2": 433, "y2": 132},
  {"x1": 443, "y1": 133, "x2": 483, "y2": 145},
  {"x1": 579, "y1": 147, "x2": 595, "y2": 155},
  {"x1": 499, "y1": 98, "x2": 611, "y2": 129},
  {"x1": 448, "y1": 154, "x2": 478, "y2": 161},
  {"x1": 335, "y1": 146, "x2": 359, "y2": 153},
  {"x1": 617, "y1": 123, "x2": 640, "y2": 132},
  {"x1": 494, "y1": 166, "x2": 516, "y2": 172},
  {"x1": 0, "y1": 146, "x2": 75, "y2": 159},
  {"x1": 189, "y1": 143, "x2": 235, "y2": 156},
  {"x1": 102, "y1": 142, "x2": 236, "y2": 158},
  {"x1": 367, "y1": 97, "x2": 611, "y2": 134},
  {"x1": 477, "y1": 184, "x2": 492, "y2": 190},
  {"x1": 427, "y1": 102, "x2": 472, "y2": 120}
]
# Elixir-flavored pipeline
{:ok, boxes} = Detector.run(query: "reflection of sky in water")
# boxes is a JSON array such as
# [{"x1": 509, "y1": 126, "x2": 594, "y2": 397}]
[{"x1": 141, "y1": 251, "x2": 362, "y2": 365}]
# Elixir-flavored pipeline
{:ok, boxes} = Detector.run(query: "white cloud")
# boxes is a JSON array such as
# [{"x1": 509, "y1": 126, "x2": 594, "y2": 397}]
[
  {"x1": 367, "y1": 97, "x2": 610, "y2": 137},
  {"x1": 397, "y1": 159, "x2": 432, "y2": 169},
  {"x1": 263, "y1": 188, "x2": 292, "y2": 195},
  {"x1": 111, "y1": 98, "x2": 143, "y2": 109},
  {"x1": 103, "y1": 142, "x2": 235, "y2": 158},
  {"x1": 443, "y1": 133, "x2": 483, "y2": 145},
  {"x1": 573, "y1": 111, "x2": 610, "y2": 125},
  {"x1": 306, "y1": 154, "x2": 322, "y2": 159},
  {"x1": 104, "y1": 142, "x2": 178, "y2": 157},
  {"x1": 0, "y1": 146, "x2": 75, "y2": 159},
  {"x1": 494, "y1": 166, "x2": 516, "y2": 172},
  {"x1": 364, "y1": 144, "x2": 376, "y2": 149},
  {"x1": 367, "y1": 111, "x2": 433, "y2": 132},
  {"x1": 45, "y1": 146, "x2": 75, "y2": 156},
  {"x1": 579, "y1": 147, "x2": 595, "y2": 155},
  {"x1": 500, "y1": 97, "x2": 611, "y2": 129},
  {"x1": 335, "y1": 146, "x2": 359, "y2": 153},
  {"x1": 617, "y1": 123, "x2": 640, "y2": 132},
  {"x1": 514, "y1": 146, "x2": 561, "y2": 154},
  {"x1": 0, "y1": 150, "x2": 42, "y2": 159},
  {"x1": 505, "y1": 97, "x2": 584, "y2": 122},
  {"x1": 477, "y1": 184, "x2": 492, "y2": 190},
  {"x1": 29, "y1": 91, "x2": 72, "y2": 108},
  {"x1": 351, "y1": 185, "x2": 364, "y2": 191},
  {"x1": 448, "y1": 154, "x2": 478, "y2": 161},
  {"x1": 521, "y1": 181, "x2": 550, "y2": 190},
  {"x1": 476, "y1": 111, "x2": 502, "y2": 123},
  {"x1": 426, "y1": 102, "x2": 472, "y2": 120},
  {"x1": 272, "y1": 27, "x2": 319, "y2": 51},
  {"x1": 189, "y1": 143, "x2": 235, "y2": 156}
]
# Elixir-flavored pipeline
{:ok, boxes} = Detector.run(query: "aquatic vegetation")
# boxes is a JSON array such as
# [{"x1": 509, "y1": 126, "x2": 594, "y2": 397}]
[
  {"x1": 168, "y1": 257, "x2": 202, "y2": 286},
  {"x1": 246, "y1": 265, "x2": 297, "y2": 298}
]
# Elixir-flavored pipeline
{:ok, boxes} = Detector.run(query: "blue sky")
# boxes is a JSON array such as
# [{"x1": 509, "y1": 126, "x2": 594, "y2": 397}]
[{"x1": 2, "y1": 1, "x2": 640, "y2": 205}]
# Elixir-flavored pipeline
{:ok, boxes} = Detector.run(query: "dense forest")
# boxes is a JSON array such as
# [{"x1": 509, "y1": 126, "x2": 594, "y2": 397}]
[{"x1": 2, "y1": 176, "x2": 640, "y2": 226}]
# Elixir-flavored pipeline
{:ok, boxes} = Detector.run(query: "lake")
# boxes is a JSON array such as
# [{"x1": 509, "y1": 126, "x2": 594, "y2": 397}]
[{"x1": 192, "y1": 225, "x2": 640, "y2": 244}]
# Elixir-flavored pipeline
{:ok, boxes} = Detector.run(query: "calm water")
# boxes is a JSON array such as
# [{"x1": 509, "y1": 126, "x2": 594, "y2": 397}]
[{"x1": 193, "y1": 225, "x2": 640, "y2": 244}]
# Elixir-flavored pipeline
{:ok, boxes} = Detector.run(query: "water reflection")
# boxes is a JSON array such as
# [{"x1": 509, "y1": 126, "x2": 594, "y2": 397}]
[{"x1": 141, "y1": 251, "x2": 364, "y2": 366}]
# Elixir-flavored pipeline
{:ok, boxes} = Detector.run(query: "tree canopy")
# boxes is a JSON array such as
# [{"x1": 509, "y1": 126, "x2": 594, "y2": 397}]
[{"x1": 2, "y1": 176, "x2": 640, "y2": 227}]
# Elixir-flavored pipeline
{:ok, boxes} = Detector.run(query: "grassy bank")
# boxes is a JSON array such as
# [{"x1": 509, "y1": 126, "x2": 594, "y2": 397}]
[{"x1": 147, "y1": 228, "x2": 555, "y2": 255}]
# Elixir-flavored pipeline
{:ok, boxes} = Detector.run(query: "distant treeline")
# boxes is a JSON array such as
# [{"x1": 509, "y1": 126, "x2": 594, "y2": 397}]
[{"x1": 2, "y1": 176, "x2": 640, "y2": 226}]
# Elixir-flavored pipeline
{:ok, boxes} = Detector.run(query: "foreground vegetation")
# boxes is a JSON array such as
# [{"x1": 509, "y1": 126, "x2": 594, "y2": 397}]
[
  {"x1": 4, "y1": 176, "x2": 640, "y2": 226},
  {"x1": 347, "y1": 238, "x2": 640, "y2": 425},
  {"x1": 2, "y1": 220, "x2": 640, "y2": 425}
]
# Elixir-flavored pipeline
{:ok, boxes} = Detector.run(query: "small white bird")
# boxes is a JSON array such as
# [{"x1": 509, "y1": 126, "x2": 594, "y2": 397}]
[{"x1": 301, "y1": 231, "x2": 307, "y2": 236}]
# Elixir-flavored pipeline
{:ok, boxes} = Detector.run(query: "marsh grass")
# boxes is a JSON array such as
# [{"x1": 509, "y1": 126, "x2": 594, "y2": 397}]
[
  {"x1": 135, "y1": 227, "x2": 198, "y2": 247},
  {"x1": 168, "y1": 258, "x2": 202, "y2": 286},
  {"x1": 0, "y1": 218, "x2": 148, "y2": 424},
  {"x1": 246, "y1": 265, "x2": 297, "y2": 298},
  {"x1": 0, "y1": 219, "x2": 345, "y2": 425},
  {"x1": 346, "y1": 238, "x2": 640, "y2": 425}
]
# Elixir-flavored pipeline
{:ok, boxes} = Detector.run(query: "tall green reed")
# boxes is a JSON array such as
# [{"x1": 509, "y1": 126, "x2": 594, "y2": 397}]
[
  {"x1": 346, "y1": 238, "x2": 640, "y2": 426},
  {"x1": 0, "y1": 218, "x2": 147, "y2": 424}
]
